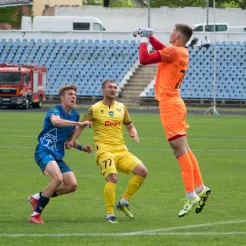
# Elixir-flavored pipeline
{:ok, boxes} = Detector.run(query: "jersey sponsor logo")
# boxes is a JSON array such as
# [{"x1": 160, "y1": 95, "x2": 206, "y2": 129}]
[
  {"x1": 116, "y1": 107, "x2": 122, "y2": 112},
  {"x1": 101, "y1": 110, "x2": 104, "y2": 113},
  {"x1": 50, "y1": 107, "x2": 59, "y2": 113},
  {"x1": 108, "y1": 111, "x2": 114, "y2": 117},
  {"x1": 105, "y1": 121, "x2": 120, "y2": 126}
]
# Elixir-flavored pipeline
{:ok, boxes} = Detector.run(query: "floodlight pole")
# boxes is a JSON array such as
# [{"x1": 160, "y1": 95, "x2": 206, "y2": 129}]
[
  {"x1": 204, "y1": 0, "x2": 219, "y2": 115},
  {"x1": 148, "y1": 0, "x2": 150, "y2": 28},
  {"x1": 206, "y1": 0, "x2": 209, "y2": 27}
]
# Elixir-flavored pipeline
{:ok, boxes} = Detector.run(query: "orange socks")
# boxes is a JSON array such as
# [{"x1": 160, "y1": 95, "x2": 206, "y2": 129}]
[
  {"x1": 188, "y1": 150, "x2": 203, "y2": 187},
  {"x1": 178, "y1": 153, "x2": 194, "y2": 192},
  {"x1": 178, "y1": 151, "x2": 204, "y2": 193}
]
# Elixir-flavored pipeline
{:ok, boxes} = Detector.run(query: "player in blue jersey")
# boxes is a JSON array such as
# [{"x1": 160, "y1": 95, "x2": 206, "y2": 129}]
[{"x1": 28, "y1": 85, "x2": 92, "y2": 224}]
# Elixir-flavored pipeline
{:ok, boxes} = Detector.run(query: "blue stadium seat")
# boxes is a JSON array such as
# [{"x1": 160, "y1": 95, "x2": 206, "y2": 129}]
[{"x1": 1, "y1": 39, "x2": 244, "y2": 99}]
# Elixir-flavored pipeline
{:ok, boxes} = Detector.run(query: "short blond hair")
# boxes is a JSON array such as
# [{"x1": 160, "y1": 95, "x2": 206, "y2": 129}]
[{"x1": 59, "y1": 85, "x2": 77, "y2": 97}]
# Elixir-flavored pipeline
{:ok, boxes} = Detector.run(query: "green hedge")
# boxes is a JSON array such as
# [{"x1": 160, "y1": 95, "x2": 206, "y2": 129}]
[{"x1": 0, "y1": 6, "x2": 32, "y2": 29}]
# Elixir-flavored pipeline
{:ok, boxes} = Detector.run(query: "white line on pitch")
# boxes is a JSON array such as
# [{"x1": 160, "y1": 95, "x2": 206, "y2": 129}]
[
  {"x1": 3, "y1": 232, "x2": 246, "y2": 237},
  {"x1": 139, "y1": 220, "x2": 246, "y2": 233},
  {"x1": 0, "y1": 145, "x2": 245, "y2": 152},
  {"x1": 1, "y1": 220, "x2": 246, "y2": 237},
  {"x1": 144, "y1": 232, "x2": 246, "y2": 235},
  {"x1": 1, "y1": 134, "x2": 246, "y2": 142}
]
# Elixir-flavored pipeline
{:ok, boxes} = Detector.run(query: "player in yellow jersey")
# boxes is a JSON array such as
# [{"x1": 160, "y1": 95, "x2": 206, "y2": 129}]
[{"x1": 68, "y1": 80, "x2": 148, "y2": 223}]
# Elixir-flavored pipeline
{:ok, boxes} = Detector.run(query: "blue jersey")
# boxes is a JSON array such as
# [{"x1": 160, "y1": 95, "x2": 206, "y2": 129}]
[{"x1": 36, "y1": 105, "x2": 80, "y2": 160}]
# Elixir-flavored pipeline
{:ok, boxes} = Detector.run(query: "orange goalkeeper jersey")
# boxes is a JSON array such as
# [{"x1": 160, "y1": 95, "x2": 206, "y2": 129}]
[{"x1": 155, "y1": 46, "x2": 189, "y2": 102}]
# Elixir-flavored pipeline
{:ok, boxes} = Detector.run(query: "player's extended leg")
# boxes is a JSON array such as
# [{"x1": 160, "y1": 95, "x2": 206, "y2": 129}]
[
  {"x1": 117, "y1": 163, "x2": 147, "y2": 219},
  {"x1": 105, "y1": 173, "x2": 117, "y2": 223},
  {"x1": 28, "y1": 161, "x2": 63, "y2": 224},
  {"x1": 28, "y1": 161, "x2": 77, "y2": 212},
  {"x1": 169, "y1": 136, "x2": 200, "y2": 217},
  {"x1": 188, "y1": 148, "x2": 211, "y2": 213},
  {"x1": 115, "y1": 150, "x2": 147, "y2": 219},
  {"x1": 98, "y1": 153, "x2": 118, "y2": 223}
]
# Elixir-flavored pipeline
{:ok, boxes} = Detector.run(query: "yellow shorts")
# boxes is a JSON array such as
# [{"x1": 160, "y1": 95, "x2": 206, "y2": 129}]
[
  {"x1": 159, "y1": 102, "x2": 189, "y2": 140},
  {"x1": 97, "y1": 150, "x2": 142, "y2": 178}
]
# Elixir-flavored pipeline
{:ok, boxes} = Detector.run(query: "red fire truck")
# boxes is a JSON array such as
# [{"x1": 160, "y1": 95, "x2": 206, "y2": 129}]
[{"x1": 0, "y1": 63, "x2": 46, "y2": 109}]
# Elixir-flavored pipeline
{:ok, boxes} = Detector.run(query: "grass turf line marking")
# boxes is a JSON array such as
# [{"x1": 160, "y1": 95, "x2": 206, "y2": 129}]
[
  {"x1": 1, "y1": 220, "x2": 246, "y2": 237},
  {"x1": 1, "y1": 145, "x2": 246, "y2": 152},
  {"x1": 1, "y1": 134, "x2": 246, "y2": 142}
]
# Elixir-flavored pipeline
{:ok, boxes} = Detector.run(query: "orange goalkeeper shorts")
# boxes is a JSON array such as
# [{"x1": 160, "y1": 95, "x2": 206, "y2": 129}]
[{"x1": 159, "y1": 101, "x2": 189, "y2": 140}]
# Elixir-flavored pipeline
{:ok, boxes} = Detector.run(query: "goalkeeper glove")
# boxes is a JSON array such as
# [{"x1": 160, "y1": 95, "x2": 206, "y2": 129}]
[{"x1": 132, "y1": 28, "x2": 154, "y2": 38}]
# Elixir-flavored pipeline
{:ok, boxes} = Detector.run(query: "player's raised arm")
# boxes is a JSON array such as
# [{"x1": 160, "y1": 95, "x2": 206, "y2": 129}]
[
  {"x1": 133, "y1": 28, "x2": 165, "y2": 50},
  {"x1": 133, "y1": 28, "x2": 161, "y2": 65},
  {"x1": 149, "y1": 36, "x2": 166, "y2": 51},
  {"x1": 50, "y1": 114, "x2": 81, "y2": 128},
  {"x1": 66, "y1": 106, "x2": 93, "y2": 149}
]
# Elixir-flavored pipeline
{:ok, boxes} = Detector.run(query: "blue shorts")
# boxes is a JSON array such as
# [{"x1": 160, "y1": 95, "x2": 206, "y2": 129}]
[{"x1": 34, "y1": 150, "x2": 72, "y2": 173}]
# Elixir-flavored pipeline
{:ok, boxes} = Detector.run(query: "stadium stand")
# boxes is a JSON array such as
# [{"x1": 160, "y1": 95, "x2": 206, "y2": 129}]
[
  {"x1": 141, "y1": 43, "x2": 246, "y2": 100},
  {"x1": 0, "y1": 38, "x2": 245, "y2": 100},
  {"x1": 0, "y1": 38, "x2": 139, "y2": 96}
]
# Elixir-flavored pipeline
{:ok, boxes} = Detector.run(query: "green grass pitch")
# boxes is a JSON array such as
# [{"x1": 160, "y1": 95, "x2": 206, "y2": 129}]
[{"x1": 0, "y1": 111, "x2": 246, "y2": 246}]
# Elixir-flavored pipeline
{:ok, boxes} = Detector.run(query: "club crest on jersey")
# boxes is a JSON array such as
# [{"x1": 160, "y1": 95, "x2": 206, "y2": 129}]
[{"x1": 109, "y1": 111, "x2": 114, "y2": 117}]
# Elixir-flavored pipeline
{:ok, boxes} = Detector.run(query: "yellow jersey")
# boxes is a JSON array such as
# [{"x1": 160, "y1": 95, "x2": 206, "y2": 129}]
[{"x1": 83, "y1": 100, "x2": 131, "y2": 152}]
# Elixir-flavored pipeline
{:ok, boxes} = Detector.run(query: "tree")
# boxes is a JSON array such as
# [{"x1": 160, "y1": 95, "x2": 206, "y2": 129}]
[
  {"x1": 91, "y1": 0, "x2": 246, "y2": 9},
  {"x1": 110, "y1": 0, "x2": 134, "y2": 7},
  {"x1": 104, "y1": 0, "x2": 110, "y2": 7},
  {"x1": 150, "y1": 0, "x2": 245, "y2": 8},
  {"x1": 150, "y1": 0, "x2": 206, "y2": 8}
]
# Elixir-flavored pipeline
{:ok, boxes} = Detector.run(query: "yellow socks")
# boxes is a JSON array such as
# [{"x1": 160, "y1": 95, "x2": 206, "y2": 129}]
[
  {"x1": 104, "y1": 182, "x2": 116, "y2": 214},
  {"x1": 123, "y1": 175, "x2": 145, "y2": 201}
]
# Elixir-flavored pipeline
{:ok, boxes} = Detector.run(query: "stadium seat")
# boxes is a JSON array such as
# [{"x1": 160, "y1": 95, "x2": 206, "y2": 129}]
[
  {"x1": 140, "y1": 41, "x2": 246, "y2": 100},
  {"x1": 0, "y1": 39, "x2": 245, "y2": 99}
]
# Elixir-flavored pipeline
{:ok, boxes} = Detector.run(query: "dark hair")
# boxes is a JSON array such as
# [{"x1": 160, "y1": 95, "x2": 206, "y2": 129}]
[
  {"x1": 59, "y1": 85, "x2": 77, "y2": 97},
  {"x1": 175, "y1": 24, "x2": 193, "y2": 43},
  {"x1": 102, "y1": 80, "x2": 116, "y2": 88}
]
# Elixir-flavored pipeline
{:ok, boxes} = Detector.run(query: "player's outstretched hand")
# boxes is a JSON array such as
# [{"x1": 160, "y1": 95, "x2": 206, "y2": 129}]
[
  {"x1": 130, "y1": 130, "x2": 139, "y2": 143},
  {"x1": 132, "y1": 28, "x2": 139, "y2": 37},
  {"x1": 132, "y1": 28, "x2": 154, "y2": 38},
  {"x1": 77, "y1": 121, "x2": 92, "y2": 128},
  {"x1": 65, "y1": 141, "x2": 73, "y2": 149},
  {"x1": 82, "y1": 145, "x2": 92, "y2": 153}
]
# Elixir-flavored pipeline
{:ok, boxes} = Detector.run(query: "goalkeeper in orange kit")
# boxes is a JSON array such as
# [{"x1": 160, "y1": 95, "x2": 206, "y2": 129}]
[{"x1": 133, "y1": 26, "x2": 211, "y2": 217}]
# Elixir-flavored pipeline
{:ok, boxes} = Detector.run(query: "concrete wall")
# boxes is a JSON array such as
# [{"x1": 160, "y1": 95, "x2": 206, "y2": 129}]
[
  {"x1": 33, "y1": 0, "x2": 82, "y2": 16},
  {"x1": 55, "y1": 6, "x2": 246, "y2": 32}
]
